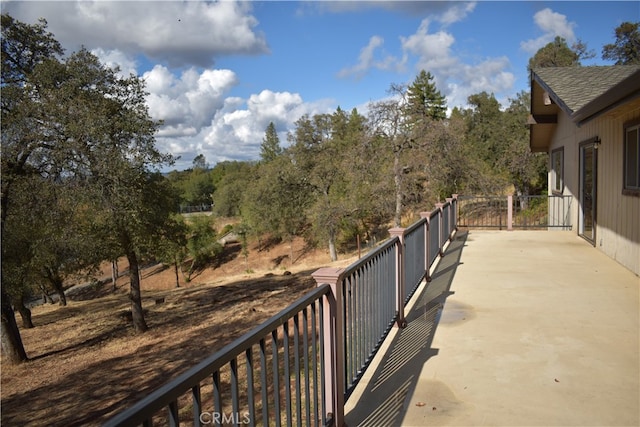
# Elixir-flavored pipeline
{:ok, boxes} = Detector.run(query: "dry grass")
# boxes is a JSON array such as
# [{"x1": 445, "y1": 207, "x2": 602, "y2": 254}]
[{"x1": 1, "y1": 235, "x2": 358, "y2": 427}]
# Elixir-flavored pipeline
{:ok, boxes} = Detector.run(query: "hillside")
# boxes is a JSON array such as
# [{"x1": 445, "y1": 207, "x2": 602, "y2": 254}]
[{"x1": 1, "y1": 234, "x2": 360, "y2": 426}]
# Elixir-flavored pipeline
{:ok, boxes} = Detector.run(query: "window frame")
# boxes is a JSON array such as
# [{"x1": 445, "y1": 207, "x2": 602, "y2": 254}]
[
  {"x1": 551, "y1": 147, "x2": 564, "y2": 194},
  {"x1": 623, "y1": 120, "x2": 640, "y2": 197}
]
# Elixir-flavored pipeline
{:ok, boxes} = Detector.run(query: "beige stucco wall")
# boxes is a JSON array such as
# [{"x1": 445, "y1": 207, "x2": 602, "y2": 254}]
[{"x1": 547, "y1": 103, "x2": 640, "y2": 276}]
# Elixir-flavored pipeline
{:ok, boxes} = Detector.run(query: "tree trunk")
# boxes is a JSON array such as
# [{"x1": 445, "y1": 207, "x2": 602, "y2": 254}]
[
  {"x1": 186, "y1": 258, "x2": 196, "y2": 282},
  {"x1": 111, "y1": 260, "x2": 119, "y2": 291},
  {"x1": 50, "y1": 275, "x2": 67, "y2": 307},
  {"x1": 328, "y1": 228, "x2": 338, "y2": 262},
  {"x1": 289, "y1": 235, "x2": 294, "y2": 267},
  {"x1": 393, "y1": 153, "x2": 403, "y2": 228},
  {"x1": 173, "y1": 260, "x2": 180, "y2": 288},
  {"x1": 38, "y1": 284, "x2": 54, "y2": 304},
  {"x1": 1, "y1": 289, "x2": 28, "y2": 364},
  {"x1": 15, "y1": 294, "x2": 34, "y2": 329},
  {"x1": 126, "y1": 250, "x2": 148, "y2": 333}
]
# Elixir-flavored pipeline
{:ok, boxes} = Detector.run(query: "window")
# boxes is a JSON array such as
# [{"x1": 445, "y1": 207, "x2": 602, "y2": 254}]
[
  {"x1": 551, "y1": 147, "x2": 564, "y2": 193},
  {"x1": 624, "y1": 123, "x2": 640, "y2": 195}
]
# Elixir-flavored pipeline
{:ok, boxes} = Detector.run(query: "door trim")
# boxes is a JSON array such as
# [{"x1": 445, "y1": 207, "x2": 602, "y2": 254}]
[{"x1": 579, "y1": 138, "x2": 598, "y2": 245}]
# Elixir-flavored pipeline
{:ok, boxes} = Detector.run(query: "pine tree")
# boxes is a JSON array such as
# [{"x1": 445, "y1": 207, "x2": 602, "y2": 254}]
[
  {"x1": 406, "y1": 70, "x2": 447, "y2": 122},
  {"x1": 260, "y1": 122, "x2": 282, "y2": 162}
]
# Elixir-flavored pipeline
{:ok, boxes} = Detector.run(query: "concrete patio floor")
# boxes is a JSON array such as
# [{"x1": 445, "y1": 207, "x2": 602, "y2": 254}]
[{"x1": 344, "y1": 230, "x2": 639, "y2": 427}]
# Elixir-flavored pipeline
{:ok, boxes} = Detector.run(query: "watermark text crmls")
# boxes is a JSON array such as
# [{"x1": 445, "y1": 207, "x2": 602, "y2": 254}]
[{"x1": 199, "y1": 412, "x2": 251, "y2": 425}]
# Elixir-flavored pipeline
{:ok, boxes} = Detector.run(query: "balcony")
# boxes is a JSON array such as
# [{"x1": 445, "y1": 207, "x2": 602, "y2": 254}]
[
  {"x1": 345, "y1": 229, "x2": 639, "y2": 426},
  {"x1": 106, "y1": 196, "x2": 639, "y2": 426}
]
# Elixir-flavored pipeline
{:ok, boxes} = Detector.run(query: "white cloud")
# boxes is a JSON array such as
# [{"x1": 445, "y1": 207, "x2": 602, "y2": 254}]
[
  {"x1": 438, "y1": 1, "x2": 476, "y2": 26},
  {"x1": 155, "y1": 90, "x2": 334, "y2": 170},
  {"x1": 142, "y1": 65, "x2": 238, "y2": 137},
  {"x1": 5, "y1": 0, "x2": 269, "y2": 68},
  {"x1": 246, "y1": 90, "x2": 306, "y2": 124},
  {"x1": 338, "y1": 1, "x2": 476, "y2": 81},
  {"x1": 337, "y1": 36, "x2": 405, "y2": 79},
  {"x1": 203, "y1": 89, "x2": 327, "y2": 152},
  {"x1": 447, "y1": 57, "x2": 515, "y2": 107},
  {"x1": 91, "y1": 48, "x2": 137, "y2": 77},
  {"x1": 400, "y1": 17, "x2": 515, "y2": 110},
  {"x1": 402, "y1": 19, "x2": 456, "y2": 67},
  {"x1": 520, "y1": 8, "x2": 576, "y2": 54},
  {"x1": 102, "y1": 58, "x2": 334, "y2": 169}
]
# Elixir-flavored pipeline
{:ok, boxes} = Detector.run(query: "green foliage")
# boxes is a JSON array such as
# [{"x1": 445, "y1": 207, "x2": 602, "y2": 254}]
[
  {"x1": 527, "y1": 36, "x2": 592, "y2": 72},
  {"x1": 1, "y1": 14, "x2": 177, "y2": 336},
  {"x1": 235, "y1": 222, "x2": 251, "y2": 271},
  {"x1": 242, "y1": 154, "x2": 312, "y2": 243},
  {"x1": 406, "y1": 70, "x2": 447, "y2": 122},
  {"x1": 464, "y1": 91, "x2": 509, "y2": 173},
  {"x1": 602, "y1": 21, "x2": 640, "y2": 65},
  {"x1": 184, "y1": 215, "x2": 222, "y2": 280},
  {"x1": 1, "y1": 13, "x2": 69, "y2": 362},
  {"x1": 457, "y1": 91, "x2": 547, "y2": 197},
  {"x1": 1, "y1": 14, "x2": 64, "y2": 85},
  {"x1": 192, "y1": 154, "x2": 209, "y2": 170},
  {"x1": 502, "y1": 92, "x2": 548, "y2": 196},
  {"x1": 166, "y1": 155, "x2": 215, "y2": 208},
  {"x1": 286, "y1": 108, "x2": 370, "y2": 260},
  {"x1": 221, "y1": 223, "x2": 234, "y2": 235},
  {"x1": 260, "y1": 121, "x2": 282, "y2": 162},
  {"x1": 154, "y1": 214, "x2": 189, "y2": 287},
  {"x1": 211, "y1": 161, "x2": 254, "y2": 217}
]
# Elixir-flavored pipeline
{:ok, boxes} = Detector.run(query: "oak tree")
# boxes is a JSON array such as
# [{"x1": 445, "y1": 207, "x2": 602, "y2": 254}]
[{"x1": 1, "y1": 13, "x2": 64, "y2": 363}]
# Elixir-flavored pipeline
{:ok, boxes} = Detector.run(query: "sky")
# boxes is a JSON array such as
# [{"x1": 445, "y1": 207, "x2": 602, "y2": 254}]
[{"x1": 2, "y1": 1, "x2": 639, "y2": 171}]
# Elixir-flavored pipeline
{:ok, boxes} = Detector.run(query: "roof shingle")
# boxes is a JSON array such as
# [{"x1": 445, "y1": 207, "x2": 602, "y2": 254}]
[{"x1": 533, "y1": 65, "x2": 640, "y2": 113}]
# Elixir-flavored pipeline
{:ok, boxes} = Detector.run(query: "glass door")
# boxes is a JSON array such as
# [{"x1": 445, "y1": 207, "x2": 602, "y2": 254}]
[{"x1": 579, "y1": 141, "x2": 597, "y2": 244}]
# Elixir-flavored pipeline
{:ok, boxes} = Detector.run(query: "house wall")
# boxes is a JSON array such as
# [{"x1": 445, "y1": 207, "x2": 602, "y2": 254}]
[
  {"x1": 548, "y1": 103, "x2": 640, "y2": 275},
  {"x1": 548, "y1": 113, "x2": 579, "y2": 229}
]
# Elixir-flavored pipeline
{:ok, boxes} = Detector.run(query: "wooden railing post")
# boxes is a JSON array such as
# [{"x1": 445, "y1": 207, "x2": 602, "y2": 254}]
[
  {"x1": 388, "y1": 228, "x2": 407, "y2": 328},
  {"x1": 312, "y1": 268, "x2": 345, "y2": 427}
]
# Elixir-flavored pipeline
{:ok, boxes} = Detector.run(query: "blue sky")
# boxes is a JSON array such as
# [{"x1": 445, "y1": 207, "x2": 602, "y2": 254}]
[{"x1": 2, "y1": 1, "x2": 639, "y2": 170}]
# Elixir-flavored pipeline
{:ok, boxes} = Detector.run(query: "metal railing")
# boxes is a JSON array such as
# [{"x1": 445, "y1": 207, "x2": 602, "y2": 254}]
[
  {"x1": 457, "y1": 195, "x2": 572, "y2": 230},
  {"x1": 340, "y1": 237, "x2": 398, "y2": 399},
  {"x1": 106, "y1": 196, "x2": 459, "y2": 427},
  {"x1": 105, "y1": 286, "x2": 332, "y2": 427},
  {"x1": 404, "y1": 219, "x2": 427, "y2": 302},
  {"x1": 309, "y1": 197, "x2": 458, "y2": 424}
]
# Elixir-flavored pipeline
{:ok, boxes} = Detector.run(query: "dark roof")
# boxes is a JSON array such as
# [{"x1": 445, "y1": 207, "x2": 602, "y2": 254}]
[
  {"x1": 531, "y1": 65, "x2": 640, "y2": 124},
  {"x1": 529, "y1": 65, "x2": 640, "y2": 152}
]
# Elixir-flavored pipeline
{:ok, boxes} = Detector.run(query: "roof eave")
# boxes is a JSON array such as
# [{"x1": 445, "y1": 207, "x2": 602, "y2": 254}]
[{"x1": 530, "y1": 70, "x2": 575, "y2": 118}]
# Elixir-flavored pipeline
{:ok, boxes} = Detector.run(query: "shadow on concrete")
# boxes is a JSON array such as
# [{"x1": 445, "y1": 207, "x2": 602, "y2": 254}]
[{"x1": 345, "y1": 230, "x2": 468, "y2": 426}]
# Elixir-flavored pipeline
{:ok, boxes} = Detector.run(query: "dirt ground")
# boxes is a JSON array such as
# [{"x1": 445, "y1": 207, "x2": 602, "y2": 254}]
[{"x1": 1, "y1": 232, "x2": 359, "y2": 427}]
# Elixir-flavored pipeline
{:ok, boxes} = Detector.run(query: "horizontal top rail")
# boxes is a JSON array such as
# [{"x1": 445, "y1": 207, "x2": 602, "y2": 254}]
[
  {"x1": 104, "y1": 284, "x2": 332, "y2": 427},
  {"x1": 457, "y1": 195, "x2": 505, "y2": 200},
  {"x1": 457, "y1": 194, "x2": 572, "y2": 230},
  {"x1": 340, "y1": 235, "x2": 399, "y2": 279},
  {"x1": 405, "y1": 216, "x2": 427, "y2": 235}
]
